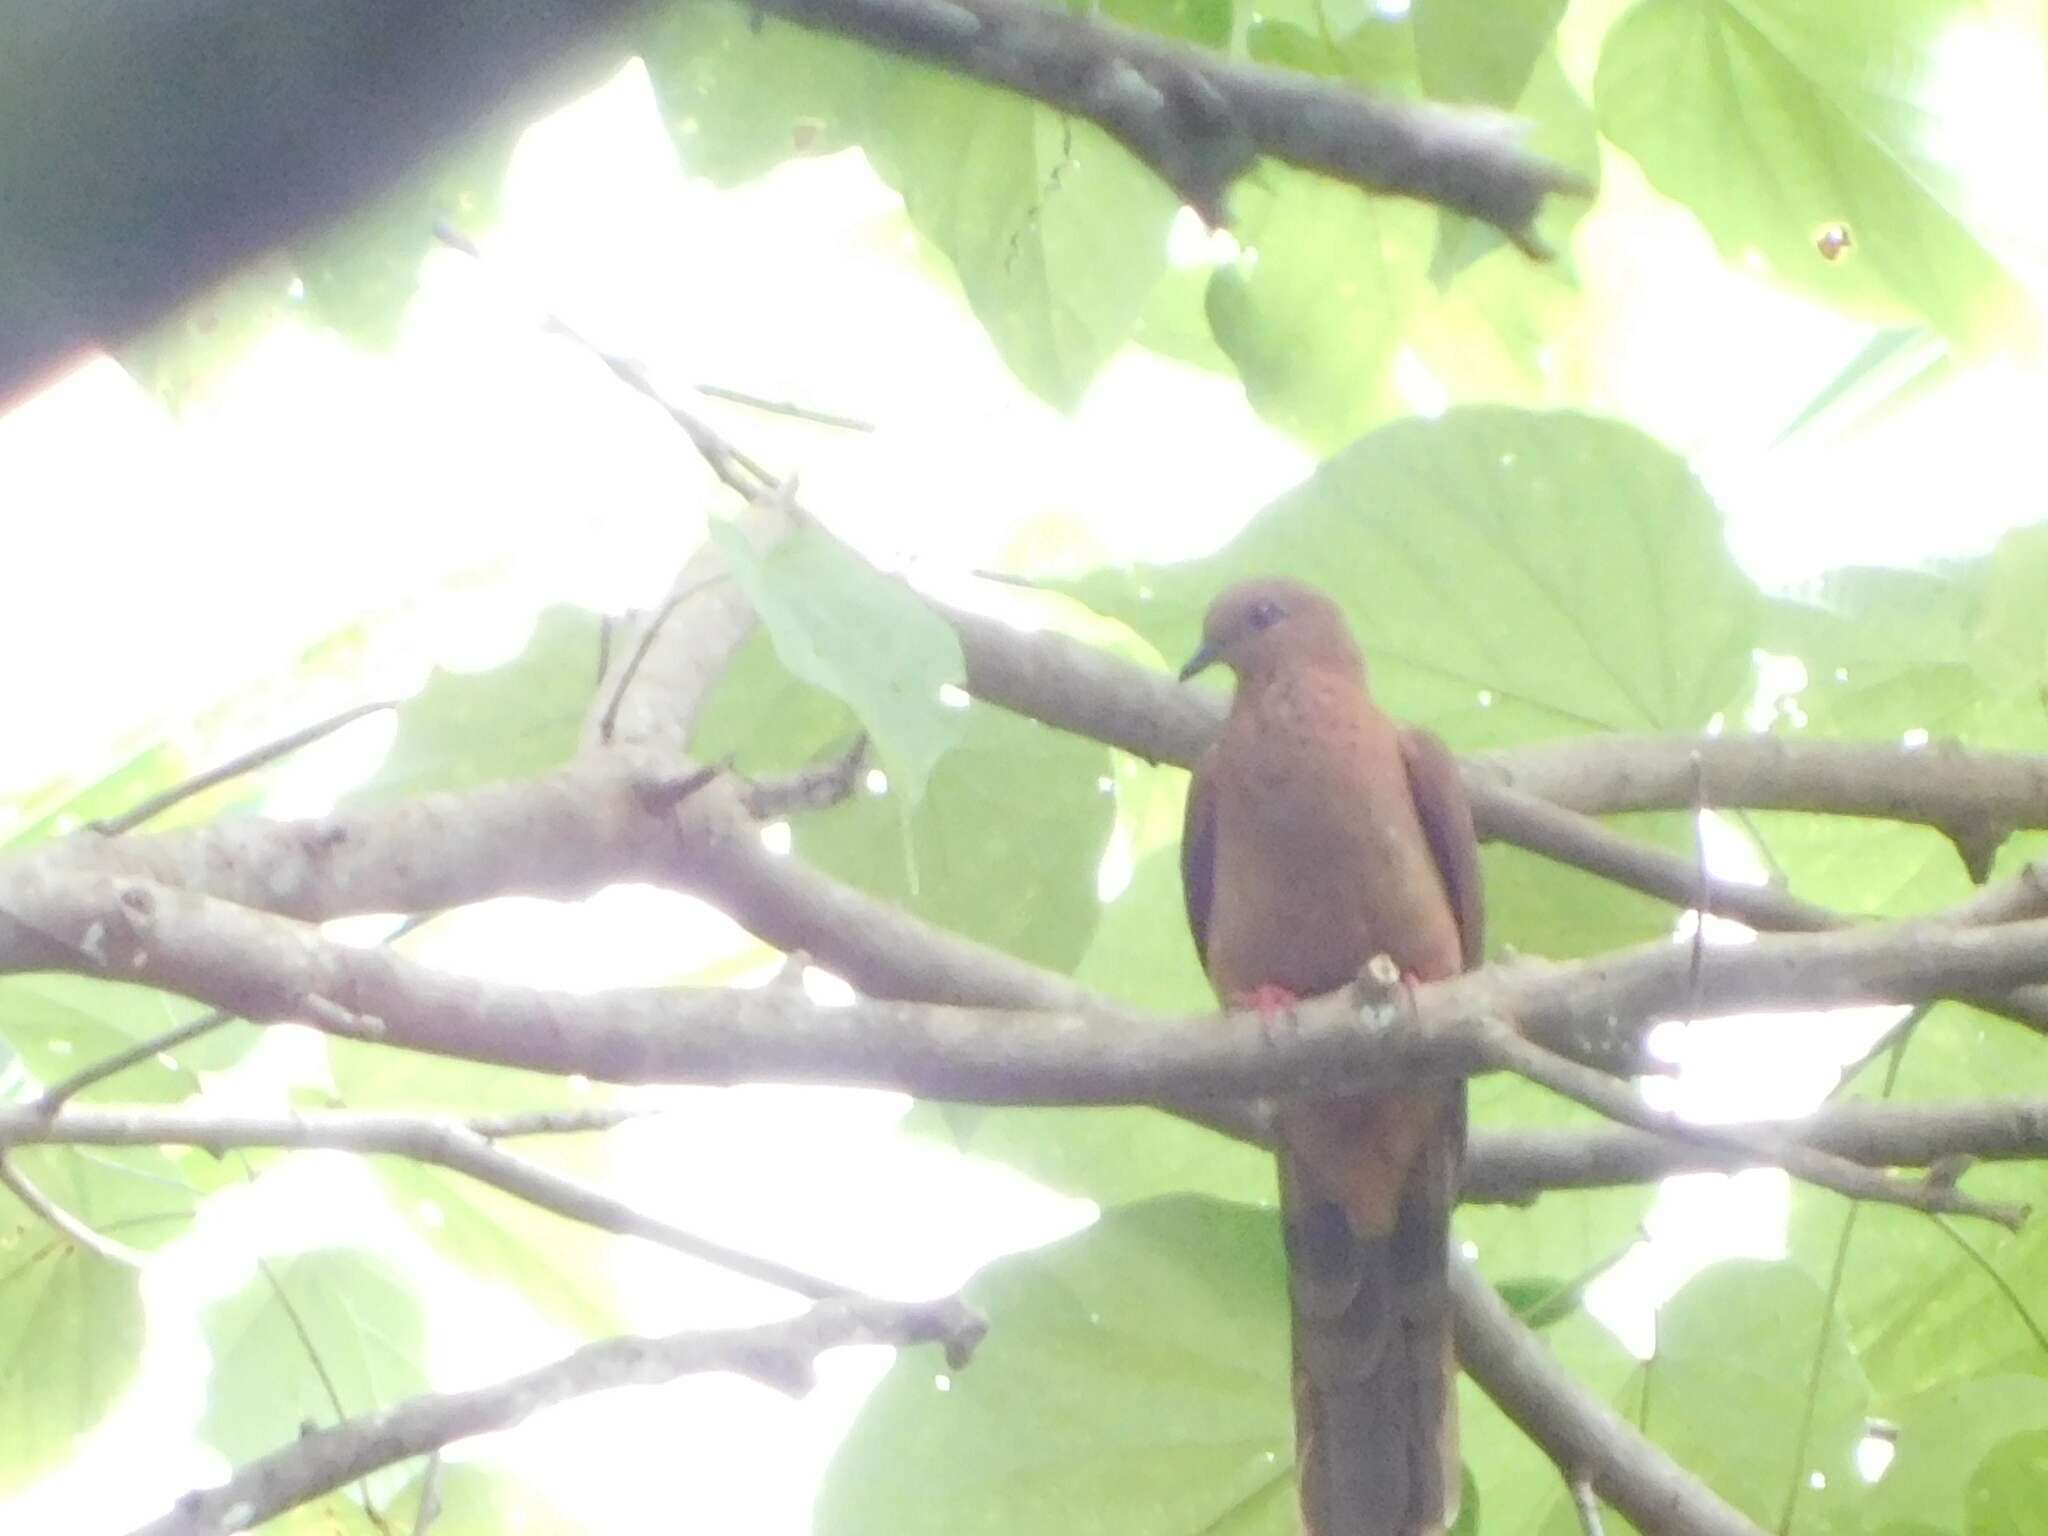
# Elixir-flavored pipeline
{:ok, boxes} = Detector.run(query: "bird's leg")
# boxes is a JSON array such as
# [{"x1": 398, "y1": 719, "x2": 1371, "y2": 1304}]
[{"x1": 1232, "y1": 984, "x2": 1302, "y2": 1049}]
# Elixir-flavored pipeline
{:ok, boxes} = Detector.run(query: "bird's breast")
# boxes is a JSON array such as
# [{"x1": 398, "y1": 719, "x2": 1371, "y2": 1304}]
[{"x1": 1204, "y1": 679, "x2": 1461, "y2": 999}]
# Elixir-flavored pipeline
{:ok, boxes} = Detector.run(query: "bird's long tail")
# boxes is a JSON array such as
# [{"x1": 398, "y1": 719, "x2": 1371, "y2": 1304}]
[{"x1": 1280, "y1": 1085, "x2": 1464, "y2": 1536}]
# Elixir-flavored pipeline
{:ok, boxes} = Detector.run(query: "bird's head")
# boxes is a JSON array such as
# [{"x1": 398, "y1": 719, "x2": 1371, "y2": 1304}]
[{"x1": 1177, "y1": 578, "x2": 1364, "y2": 688}]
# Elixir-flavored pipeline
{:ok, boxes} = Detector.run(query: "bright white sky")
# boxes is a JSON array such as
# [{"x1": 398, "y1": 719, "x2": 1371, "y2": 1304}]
[{"x1": 2, "y1": 32, "x2": 2045, "y2": 1532}]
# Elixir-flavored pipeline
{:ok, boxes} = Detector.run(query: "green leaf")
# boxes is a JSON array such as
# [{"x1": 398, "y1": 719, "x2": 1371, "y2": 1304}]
[
  {"x1": 1618, "y1": 1261, "x2": 1871, "y2": 1531},
  {"x1": 5, "y1": 734, "x2": 265, "y2": 850},
  {"x1": 1772, "y1": 326, "x2": 1951, "y2": 446},
  {"x1": 689, "y1": 626, "x2": 860, "y2": 776},
  {"x1": 1414, "y1": 0, "x2": 1569, "y2": 107},
  {"x1": 1063, "y1": 408, "x2": 1754, "y2": 973},
  {"x1": 199, "y1": 1249, "x2": 429, "y2": 1468},
  {"x1": 115, "y1": 258, "x2": 298, "y2": 411},
  {"x1": 327, "y1": 1032, "x2": 627, "y2": 1334},
  {"x1": 1463, "y1": 1306, "x2": 1638, "y2": 1536},
  {"x1": 818, "y1": 1197, "x2": 1295, "y2": 1536},
  {"x1": 698, "y1": 624, "x2": 1110, "y2": 971},
  {"x1": 347, "y1": 605, "x2": 601, "y2": 806},
  {"x1": 4, "y1": 742, "x2": 181, "y2": 846},
  {"x1": 1078, "y1": 843, "x2": 1213, "y2": 1013},
  {"x1": 1204, "y1": 13, "x2": 1460, "y2": 448},
  {"x1": 1134, "y1": 260, "x2": 1236, "y2": 376},
  {"x1": 373, "y1": 1151, "x2": 626, "y2": 1339},
  {"x1": 1458, "y1": 1072, "x2": 1652, "y2": 1291},
  {"x1": 1097, "y1": 0, "x2": 1233, "y2": 48},
  {"x1": 906, "y1": 1096, "x2": 1278, "y2": 1212},
  {"x1": 8, "y1": 1143, "x2": 204, "y2": 1254},
  {"x1": 861, "y1": 68, "x2": 1177, "y2": 410},
  {"x1": 643, "y1": 1, "x2": 885, "y2": 185},
  {"x1": 1751, "y1": 546, "x2": 2043, "y2": 906},
  {"x1": 1964, "y1": 1424, "x2": 2048, "y2": 1536},
  {"x1": 1042, "y1": 408, "x2": 1753, "y2": 1272},
  {"x1": 255, "y1": 1489, "x2": 384, "y2": 1535},
  {"x1": 1856, "y1": 1377, "x2": 2048, "y2": 1535},
  {"x1": 711, "y1": 524, "x2": 965, "y2": 809},
  {"x1": 1479, "y1": 811, "x2": 1701, "y2": 962},
  {"x1": 0, "y1": 1144, "x2": 198, "y2": 1487},
  {"x1": 1066, "y1": 408, "x2": 1761, "y2": 751},
  {"x1": 802, "y1": 698, "x2": 1112, "y2": 967},
  {"x1": 1205, "y1": 161, "x2": 1433, "y2": 452},
  {"x1": 1787, "y1": 1013, "x2": 2048, "y2": 1406},
  {"x1": 1416, "y1": 48, "x2": 1598, "y2": 300},
  {"x1": 1764, "y1": 537, "x2": 2048, "y2": 1410},
  {"x1": 382, "y1": 1461, "x2": 585, "y2": 1535},
  {"x1": 0, "y1": 975, "x2": 256, "y2": 1103},
  {"x1": 826, "y1": 1195, "x2": 1633, "y2": 1536},
  {"x1": 0, "y1": 1196, "x2": 147, "y2": 1492},
  {"x1": 1594, "y1": 0, "x2": 2028, "y2": 343},
  {"x1": 898, "y1": 792, "x2": 1270, "y2": 1211}
]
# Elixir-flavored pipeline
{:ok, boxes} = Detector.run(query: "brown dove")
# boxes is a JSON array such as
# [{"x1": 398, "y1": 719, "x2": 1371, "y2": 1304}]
[{"x1": 1177, "y1": 578, "x2": 1483, "y2": 1536}]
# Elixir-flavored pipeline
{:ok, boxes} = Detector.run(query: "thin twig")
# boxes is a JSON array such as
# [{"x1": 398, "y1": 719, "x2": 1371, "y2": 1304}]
[
  {"x1": 693, "y1": 382, "x2": 875, "y2": 433},
  {"x1": 0, "y1": 1153, "x2": 144, "y2": 1267},
  {"x1": 1569, "y1": 1476, "x2": 1607, "y2": 1536},
  {"x1": 408, "y1": 1454, "x2": 443, "y2": 1536},
  {"x1": 402, "y1": 1115, "x2": 857, "y2": 1299},
  {"x1": 87, "y1": 700, "x2": 398, "y2": 837},
  {"x1": 743, "y1": 736, "x2": 871, "y2": 819},
  {"x1": 598, "y1": 572, "x2": 738, "y2": 743},
  {"x1": 1685, "y1": 750, "x2": 1708, "y2": 1023},
  {"x1": 1827, "y1": 1002, "x2": 1932, "y2": 1100},
  {"x1": 36, "y1": 1007, "x2": 232, "y2": 1114},
  {"x1": 433, "y1": 222, "x2": 776, "y2": 501},
  {"x1": 1776, "y1": 1198, "x2": 1860, "y2": 1535},
  {"x1": 588, "y1": 345, "x2": 779, "y2": 496},
  {"x1": 1929, "y1": 1214, "x2": 2048, "y2": 1359},
  {"x1": 258, "y1": 1256, "x2": 394, "y2": 1534},
  {"x1": 39, "y1": 913, "x2": 440, "y2": 1113}
]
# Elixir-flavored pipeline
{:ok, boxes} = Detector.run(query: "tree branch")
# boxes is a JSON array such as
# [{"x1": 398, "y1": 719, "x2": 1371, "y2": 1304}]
[
  {"x1": 17, "y1": 602, "x2": 2048, "y2": 1018},
  {"x1": 1461, "y1": 1096, "x2": 2048, "y2": 1202},
  {"x1": 1489, "y1": 736, "x2": 2048, "y2": 878},
  {"x1": 941, "y1": 594, "x2": 2048, "y2": 845},
  {"x1": 128, "y1": 1294, "x2": 985, "y2": 1536},
  {"x1": 1450, "y1": 1258, "x2": 1765, "y2": 1536},
  {"x1": 8, "y1": 864, "x2": 2048, "y2": 1210},
  {"x1": 85, "y1": 700, "x2": 400, "y2": 838},
  {"x1": 758, "y1": 0, "x2": 1585, "y2": 244}
]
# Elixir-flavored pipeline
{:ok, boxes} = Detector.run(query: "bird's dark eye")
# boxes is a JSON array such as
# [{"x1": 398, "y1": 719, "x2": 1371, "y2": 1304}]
[{"x1": 1248, "y1": 599, "x2": 1285, "y2": 631}]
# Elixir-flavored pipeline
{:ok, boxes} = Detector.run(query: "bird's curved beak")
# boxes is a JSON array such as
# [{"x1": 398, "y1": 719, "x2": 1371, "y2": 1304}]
[{"x1": 1177, "y1": 639, "x2": 1221, "y2": 682}]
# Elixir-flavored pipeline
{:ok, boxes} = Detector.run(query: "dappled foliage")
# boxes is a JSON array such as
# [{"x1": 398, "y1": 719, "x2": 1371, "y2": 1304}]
[{"x1": 3, "y1": 0, "x2": 2046, "y2": 1532}]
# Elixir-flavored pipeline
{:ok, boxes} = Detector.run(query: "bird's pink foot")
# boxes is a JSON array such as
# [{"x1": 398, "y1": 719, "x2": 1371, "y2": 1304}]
[
  {"x1": 1232, "y1": 985, "x2": 1301, "y2": 1047},
  {"x1": 1232, "y1": 984, "x2": 1302, "y2": 1018},
  {"x1": 1400, "y1": 969, "x2": 1423, "y2": 1016}
]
